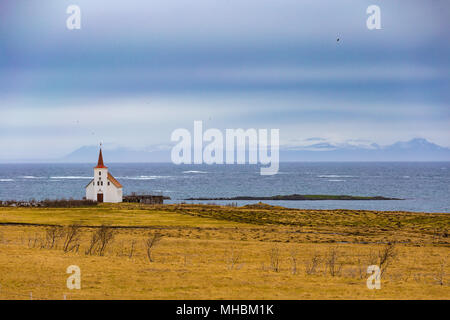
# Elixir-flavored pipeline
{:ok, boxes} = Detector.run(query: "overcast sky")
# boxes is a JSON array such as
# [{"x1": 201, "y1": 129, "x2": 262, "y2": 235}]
[{"x1": 0, "y1": 0, "x2": 449, "y2": 159}]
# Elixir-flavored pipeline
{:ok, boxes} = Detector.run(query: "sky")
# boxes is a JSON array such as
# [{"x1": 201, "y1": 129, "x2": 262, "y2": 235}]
[{"x1": 0, "y1": 0, "x2": 449, "y2": 160}]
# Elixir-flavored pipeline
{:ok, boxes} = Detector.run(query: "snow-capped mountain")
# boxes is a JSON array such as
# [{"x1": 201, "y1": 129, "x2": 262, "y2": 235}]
[{"x1": 55, "y1": 138, "x2": 450, "y2": 163}]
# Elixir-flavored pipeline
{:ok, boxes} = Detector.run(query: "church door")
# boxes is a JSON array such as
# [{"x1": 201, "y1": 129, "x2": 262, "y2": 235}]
[{"x1": 97, "y1": 193, "x2": 103, "y2": 203}]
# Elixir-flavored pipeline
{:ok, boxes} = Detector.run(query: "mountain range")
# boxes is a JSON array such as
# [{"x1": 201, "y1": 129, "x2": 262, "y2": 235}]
[{"x1": 58, "y1": 138, "x2": 450, "y2": 163}]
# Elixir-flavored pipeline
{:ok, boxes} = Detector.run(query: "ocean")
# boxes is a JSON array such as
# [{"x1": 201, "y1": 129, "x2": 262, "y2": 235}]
[{"x1": 0, "y1": 162, "x2": 449, "y2": 213}]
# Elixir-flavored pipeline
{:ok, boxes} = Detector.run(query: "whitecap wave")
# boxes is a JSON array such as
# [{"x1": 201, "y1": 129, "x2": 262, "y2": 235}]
[
  {"x1": 0, "y1": 179, "x2": 14, "y2": 182},
  {"x1": 118, "y1": 175, "x2": 173, "y2": 180},
  {"x1": 183, "y1": 171, "x2": 208, "y2": 174},
  {"x1": 327, "y1": 179, "x2": 346, "y2": 182},
  {"x1": 50, "y1": 176, "x2": 92, "y2": 179},
  {"x1": 20, "y1": 176, "x2": 44, "y2": 179},
  {"x1": 318, "y1": 175, "x2": 355, "y2": 178}
]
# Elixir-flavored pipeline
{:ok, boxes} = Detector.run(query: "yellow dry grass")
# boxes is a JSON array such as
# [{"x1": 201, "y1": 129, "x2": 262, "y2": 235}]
[{"x1": 0, "y1": 203, "x2": 448, "y2": 300}]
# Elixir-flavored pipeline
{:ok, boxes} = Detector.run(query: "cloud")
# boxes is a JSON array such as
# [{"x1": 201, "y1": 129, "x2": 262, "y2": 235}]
[{"x1": 0, "y1": 0, "x2": 448, "y2": 158}]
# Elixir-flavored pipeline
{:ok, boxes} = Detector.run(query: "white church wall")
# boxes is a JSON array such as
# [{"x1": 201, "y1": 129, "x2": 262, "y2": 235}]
[
  {"x1": 86, "y1": 181, "x2": 95, "y2": 201},
  {"x1": 103, "y1": 181, "x2": 122, "y2": 203}
]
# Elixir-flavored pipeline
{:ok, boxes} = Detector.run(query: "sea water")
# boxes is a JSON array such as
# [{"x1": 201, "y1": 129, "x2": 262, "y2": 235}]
[{"x1": 0, "y1": 162, "x2": 449, "y2": 213}]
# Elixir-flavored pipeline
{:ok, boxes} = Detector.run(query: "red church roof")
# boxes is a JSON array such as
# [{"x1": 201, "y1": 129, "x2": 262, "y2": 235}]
[
  {"x1": 94, "y1": 148, "x2": 108, "y2": 169},
  {"x1": 108, "y1": 172, "x2": 123, "y2": 188}
]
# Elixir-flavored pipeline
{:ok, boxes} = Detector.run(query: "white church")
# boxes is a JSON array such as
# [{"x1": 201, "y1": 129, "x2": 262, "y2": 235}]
[{"x1": 85, "y1": 148, "x2": 123, "y2": 203}]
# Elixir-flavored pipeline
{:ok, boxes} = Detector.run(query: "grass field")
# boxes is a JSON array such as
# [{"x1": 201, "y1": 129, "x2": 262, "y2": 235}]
[{"x1": 0, "y1": 203, "x2": 448, "y2": 300}]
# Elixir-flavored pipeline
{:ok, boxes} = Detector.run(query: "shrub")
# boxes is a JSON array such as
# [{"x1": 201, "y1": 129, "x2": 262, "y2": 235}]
[
  {"x1": 85, "y1": 225, "x2": 115, "y2": 256},
  {"x1": 63, "y1": 224, "x2": 82, "y2": 253},
  {"x1": 144, "y1": 232, "x2": 164, "y2": 262}
]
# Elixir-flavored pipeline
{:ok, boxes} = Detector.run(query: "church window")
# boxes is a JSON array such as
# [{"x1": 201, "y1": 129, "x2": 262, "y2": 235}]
[
  {"x1": 99, "y1": 171, "x2": 101, "y2": 176},
  {"x1": 97, "y1": 181, "x2": 100, "y2": 186},
  {"x1": 108, "y1": 182, "x2": 110, "y2": 186}
]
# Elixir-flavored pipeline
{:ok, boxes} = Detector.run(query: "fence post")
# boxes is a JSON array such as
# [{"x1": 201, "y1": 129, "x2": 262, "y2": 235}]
[{"x1": 30, "y1": 292, "x2": 33, "y2": 300}]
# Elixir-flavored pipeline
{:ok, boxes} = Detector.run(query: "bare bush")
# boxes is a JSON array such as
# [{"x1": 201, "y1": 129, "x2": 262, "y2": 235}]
[
  {"x1": 269, "y1": 247, "x2": 280, "y2": 272},
  {"x1": 144, "y1": 232, "x2": 163, "y2": 262},
  {"x1": 27, "y1": 235, "x2": 33, "y2": 248},
  {"x1": 305, "y1": 252, "x2": 321, "y2": 275},
  {"x1": 97, "y1": 226, "x2": 115, "y2": 256},
  {"x1": 28, "y1": 232, "x2": 44, "y2": 249},
  {"x1": 434, "y1": 259, "x2": 446, "y2": 286},
  {"x1": 378, "y1": 242, "x2": 397, "y2": 276},
  {"x1": 129, "y1": 240, "x2": 136, "y2": 259},
  {"x1": 85, "y1": 225, "x2": 115, "y2": 256},
  {"x1": 63, "y1": 224, "x2": 82, "y2": 253},
  {"x1": 45, "y1": 226, "x2": 64, "y2": 249},
  {"x1": 226, "y1": 248, "x2": 242, "y2": 270},
  {"x1": 289, "y1": 248, "x2": 298, "y2": 275},
  {"x1": 357, "y1": 257, "x2": 365, "y2": 279},
  {"x1": 325, "y1": 247, "x2": 343, "y2": 277},
  {"x1": 85, "y1": 229, "x2": 100, "y2": 255}
]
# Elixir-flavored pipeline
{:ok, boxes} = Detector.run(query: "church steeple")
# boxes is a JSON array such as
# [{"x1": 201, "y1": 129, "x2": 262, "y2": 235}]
[
  {"x1": 86, "y1": 144, "x2": 123, "y2": 203},
  {"x1": 95, "y1": 147, "x2": 107, "y2": 169}
]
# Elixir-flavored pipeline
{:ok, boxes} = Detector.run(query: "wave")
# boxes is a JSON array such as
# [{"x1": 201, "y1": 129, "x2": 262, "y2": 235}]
[
  {"x1": 183, "y1": 171, "x2": 208, "y2": 174},
  {"x1": 0, "y1": 179, "x2": 14, "y2": 182},
  {"x1": 327, "y1": 179, "x2": 346, "y2": 182},
  {"x1": 118, "y1": 175, "x2": 173, "y2": 180},
  {"x1": 20, "y1": 176, "x2": 44, "y2": 179},
  {"x1": 318, "y1": 175, "x2": 355, "y2": 178},
  {"x1": 50, "y1": 176, "x2": 92, "y2": 179}
]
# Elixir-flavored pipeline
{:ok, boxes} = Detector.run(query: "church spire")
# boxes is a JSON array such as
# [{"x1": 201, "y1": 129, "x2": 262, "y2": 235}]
[{"x1": 95, "y1": 146, "x2": 107, "y2": 169}]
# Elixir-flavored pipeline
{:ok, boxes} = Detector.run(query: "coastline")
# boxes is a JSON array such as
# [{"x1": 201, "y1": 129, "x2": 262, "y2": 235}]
[{"x1": 185, "y1": 194, "x2": 403, "y2": 201}]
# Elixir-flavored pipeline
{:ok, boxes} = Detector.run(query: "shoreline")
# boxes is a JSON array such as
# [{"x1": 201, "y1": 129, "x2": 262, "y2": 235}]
[{"x1": 185, "y1": 194, "x2": 403, "y2": 201}]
